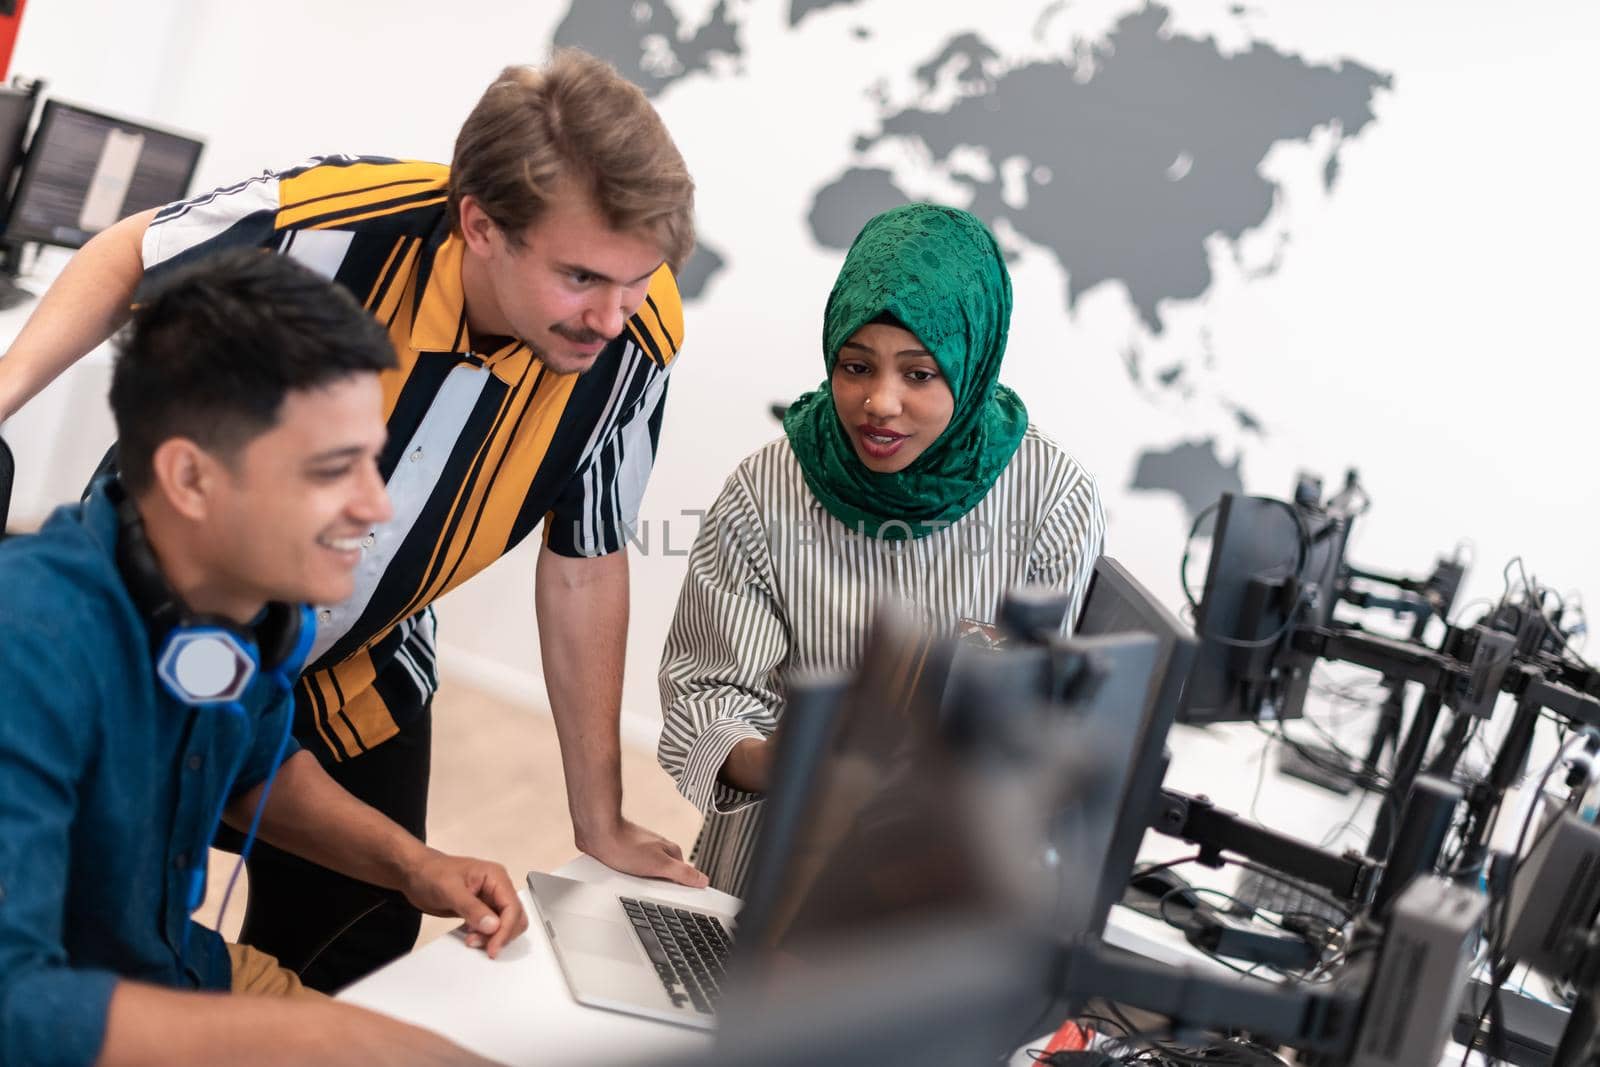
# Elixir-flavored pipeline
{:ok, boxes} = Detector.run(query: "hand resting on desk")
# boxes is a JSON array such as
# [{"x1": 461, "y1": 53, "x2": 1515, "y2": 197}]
[{"x1": 400, "y1": 849, "x2": 530, "y2": 957}]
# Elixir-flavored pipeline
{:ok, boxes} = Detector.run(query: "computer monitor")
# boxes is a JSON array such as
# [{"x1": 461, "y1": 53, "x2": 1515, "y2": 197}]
[
  {"x1": 2, "y1": 99, "x2": 202, "y2": 250},
  {"x1": 0, "y1": 82, "x2": 40, "y2": 308},
  {"x1": 733, "y1": 672, "x2": 851, "y2": 944},
  {"x1": 1072, "y1": 557, "x2": 1198, "y2": 934},
  {"x1": 0, "y1": 85, "x2": 34, "y2": 206},
  {"x1": 1024, "y1": 631, "x2": 1163, "y2": 939},
  {"x1": 726, "y1": 606, "x2": 1139, "y2": 1043},
  {"x1": 661, "y1": 923, "x2": 1053, "y2": 1067},
  {"x1": 735, "y1": 610, "x2": 1002, "y2": 956},
  {"x1": 1177, "y1": 492, "x2": 1312, "y2": 726}
]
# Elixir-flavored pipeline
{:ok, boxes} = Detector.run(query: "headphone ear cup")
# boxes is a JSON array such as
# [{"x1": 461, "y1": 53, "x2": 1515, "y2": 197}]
[
  {"x1": 255, "y1": 602, "x2": 302, "y2": 674},
  {"x1": 256, "y1": 602, "x2": 318, "y2": 682}
]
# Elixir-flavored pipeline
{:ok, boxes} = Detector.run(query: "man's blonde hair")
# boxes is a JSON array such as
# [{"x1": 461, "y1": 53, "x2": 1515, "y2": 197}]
[{"x1": 447, "y1": 50, "x2": 696, "y2": 270}]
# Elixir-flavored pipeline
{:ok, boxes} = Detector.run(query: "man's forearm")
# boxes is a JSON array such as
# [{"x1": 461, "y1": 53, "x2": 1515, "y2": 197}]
[
  {"x1": 535, "y1": 546, "x2": 628, "y2": 840},
  {"x1": 0, "y1": 209, "x2": 154, "y2": 420},
  {"x1": 99, "y1": 980, "x2": 484, "y2": 1067},
  {"x1": 225, "y1": 751, "x2": 424, "y2": 891}
]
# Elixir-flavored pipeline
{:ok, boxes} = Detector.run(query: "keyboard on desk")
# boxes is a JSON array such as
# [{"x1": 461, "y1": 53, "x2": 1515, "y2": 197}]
[
  {"x1": 1229, "y1": 869, "x2": 1351, "y2": 934},
  {"x1": 620, "y1": 896, "x2": 734, "y2": 1016}
]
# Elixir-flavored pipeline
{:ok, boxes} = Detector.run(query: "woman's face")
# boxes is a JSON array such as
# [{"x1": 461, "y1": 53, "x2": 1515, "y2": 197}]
[{"x1": 830, "y1": 322, "x2": 955, "y2": 474}]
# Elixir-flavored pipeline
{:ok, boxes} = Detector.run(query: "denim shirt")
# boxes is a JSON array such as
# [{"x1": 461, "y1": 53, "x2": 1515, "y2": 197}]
[{"x1": 0, "y1": 484, "x2": 298, "y2": 1066}]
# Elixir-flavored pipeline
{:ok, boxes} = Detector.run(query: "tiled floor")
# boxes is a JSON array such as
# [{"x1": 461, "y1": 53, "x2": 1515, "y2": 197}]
[{"x1": 195, "y1": 677, "x2": 703, "y2": 949}]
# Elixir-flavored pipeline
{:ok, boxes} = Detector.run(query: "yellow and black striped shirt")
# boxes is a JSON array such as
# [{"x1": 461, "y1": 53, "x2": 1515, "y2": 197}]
[{"x1": 142, "y1": 155, "x2": 685, "y2": 760}]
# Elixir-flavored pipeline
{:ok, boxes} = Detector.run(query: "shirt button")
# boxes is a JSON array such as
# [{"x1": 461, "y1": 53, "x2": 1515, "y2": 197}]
[
  {"x1": 362, "y1": 533, "x2": 376, "y2": 549},
  {"x1": 409, "y1": 448, "x2": 423, "y2": 463},
  {"x1": 186, "y1": 755, "x2": 202, "y2": 771},
  {"x1": 174, "y1": 852, "x2": 189, "y2": 870},
  {"x1": 318, "y1": 609, "x2": 333, "y2": 623}
]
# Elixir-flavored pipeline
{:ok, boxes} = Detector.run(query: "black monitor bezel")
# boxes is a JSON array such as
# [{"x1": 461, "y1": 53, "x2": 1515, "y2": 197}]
[
  {"x1": 2, "y1": 97, "x2": 204, "y2": 249},
  {"x1": 0, "y1": 85, "x2": 37, "y2": 224},
  {"x1": 1071, "y1": 556, "x2": 1199, "y2": 935}
]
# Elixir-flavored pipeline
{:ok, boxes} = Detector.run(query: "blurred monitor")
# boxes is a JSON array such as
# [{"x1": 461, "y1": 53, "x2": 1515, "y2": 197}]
[
  {"x1": 1072, "y1": 556, "x2": 1197, "y2": 934},
  {"x1": 0, "y1": 84, "x2": 34, "y2": 207},
  {"x1": 0, "y1": 82, "x2": 38, "y2": 308},
  {"x1": 1026, "y1": 631, "x2": 1162, "y2": 939},
  {"x1": 3, "y1": 99, "x2": 202, "y2": 250},
  {"x1": 726, "y1": 606, "x2": 1152, "y2": 1053},
  {"x1": 735, "y1": 611, "x2": 991, "y2": 956},
  {"x1": 645, "y1": 924, "x2": 1052, "y2": 1067}
]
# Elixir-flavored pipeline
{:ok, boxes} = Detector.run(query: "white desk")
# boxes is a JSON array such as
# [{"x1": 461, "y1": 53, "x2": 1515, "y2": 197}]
[{"x1": 339, "y1": 855, "x2": 734, "y2": 1067}]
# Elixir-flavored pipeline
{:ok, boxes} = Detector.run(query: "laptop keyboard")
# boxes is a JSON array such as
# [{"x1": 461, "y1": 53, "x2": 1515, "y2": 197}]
[{"x1": 620, "y1": 897, "x2": 733, "y2": 1015}]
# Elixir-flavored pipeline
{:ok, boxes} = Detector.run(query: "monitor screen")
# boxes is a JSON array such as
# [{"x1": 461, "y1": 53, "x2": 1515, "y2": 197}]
[
  {"x1": 0, "y1": 86, "x2": 34, "y2": 212},
  {"x1": 1073, "y1": 557, "x2": 1198, "y2": 934},
  {"x1": 3, "y1": 100, "x2": 203, "y2": 249}
]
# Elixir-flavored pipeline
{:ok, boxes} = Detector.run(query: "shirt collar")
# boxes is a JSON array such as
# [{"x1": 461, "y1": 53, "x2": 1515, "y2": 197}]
[
  {"x1": 408, "y1": 227, "x2": 529, "y2": 379},
  {"x1": 409, "y1": 228, "x2": 472, "y2": 355}
]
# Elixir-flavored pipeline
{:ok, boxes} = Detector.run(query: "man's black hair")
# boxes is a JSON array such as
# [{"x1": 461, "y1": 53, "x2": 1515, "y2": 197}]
[{"x1": 110, "y1": 248, "x2": 397, "y2": 494}]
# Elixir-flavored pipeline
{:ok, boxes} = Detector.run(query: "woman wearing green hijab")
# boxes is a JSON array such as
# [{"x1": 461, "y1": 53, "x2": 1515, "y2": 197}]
[{"x1": 657, "y1": 203, "x2": 1105, "y2": 895}]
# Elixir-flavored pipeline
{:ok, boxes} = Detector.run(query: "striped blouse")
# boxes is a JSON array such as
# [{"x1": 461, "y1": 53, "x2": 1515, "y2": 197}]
[{"x1": 656, "y1": 425, "x2": 1106, "y2": 895}]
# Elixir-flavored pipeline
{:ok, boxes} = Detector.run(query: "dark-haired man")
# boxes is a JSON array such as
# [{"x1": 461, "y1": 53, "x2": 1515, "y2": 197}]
[
  {"x1": 0, "y1": 49, "x2": 705, "y2": 990},
  {"x1": 0, "y1": 250, "x2": 524, "y2": 1066}
]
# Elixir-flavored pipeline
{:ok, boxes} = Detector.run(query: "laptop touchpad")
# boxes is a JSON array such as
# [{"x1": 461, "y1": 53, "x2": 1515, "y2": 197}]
[{"x1": 557, "y1": 915, "x2": 644, "y2": 964}]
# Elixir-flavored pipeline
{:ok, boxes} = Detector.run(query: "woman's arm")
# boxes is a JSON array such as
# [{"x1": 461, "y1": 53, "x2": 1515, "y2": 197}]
[{"x1": 657, "y1": 470, "x2": 791, "y2": 811}]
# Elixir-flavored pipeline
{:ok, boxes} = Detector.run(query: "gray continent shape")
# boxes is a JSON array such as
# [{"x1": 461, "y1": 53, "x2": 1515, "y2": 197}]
[
  {"x1": 552, "y1": 0, "x2": 741, "y2": 98},
  {"x1": 810, "y1": 4, "x2": 1391, "y2": 333},
  {"x1": 552, "y1": 0, "x2": 740, "y2": 301},
  {"x1": 790, "y1": 0, "x2": 865, "y2": 27},
  {"x1": 1131, "y1": 439, "x2": 1245, "y2": 520},
  {"x1": 677, "y1": 243, "x2": 726, "y2": 301},
  {"x1": 806, "y1": 167, "x2": 913, "y2": 251}
]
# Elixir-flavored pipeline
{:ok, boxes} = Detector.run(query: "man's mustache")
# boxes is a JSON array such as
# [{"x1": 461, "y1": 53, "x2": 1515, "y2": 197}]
[{"x1": 551, "y1": 324, "x2": 615, "y2": 345}]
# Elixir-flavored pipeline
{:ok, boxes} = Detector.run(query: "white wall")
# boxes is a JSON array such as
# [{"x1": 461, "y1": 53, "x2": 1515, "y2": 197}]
[{"x1": 8, "y1": 1, "x2": 1600, "y2": 750}]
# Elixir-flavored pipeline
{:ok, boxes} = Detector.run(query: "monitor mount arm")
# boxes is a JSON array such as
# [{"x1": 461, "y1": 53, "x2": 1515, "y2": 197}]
[{"x1": 1150, "y1": 789, "x2": 1380, "y2": 905}]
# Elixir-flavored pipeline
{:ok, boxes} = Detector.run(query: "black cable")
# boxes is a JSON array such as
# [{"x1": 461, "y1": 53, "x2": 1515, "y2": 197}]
[
  {"x1": 1097, "y1": 1002, "x2": 1289, "y2": 1067},
  {"x1": 1180, "y1": 501, "x2": 1224, "y2": 611},
  {"x1": 1132, "y1": 853, "x2": 1204, "y2": 880}
]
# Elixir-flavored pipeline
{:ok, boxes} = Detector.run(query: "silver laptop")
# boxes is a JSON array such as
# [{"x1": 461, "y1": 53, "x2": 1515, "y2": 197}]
[
  {"x1": 528, "y1": 871, "x2": 740, "y2": 1030},
  {"x1": 526, "y1": 675, "x2": 859, "y2": 1029}
]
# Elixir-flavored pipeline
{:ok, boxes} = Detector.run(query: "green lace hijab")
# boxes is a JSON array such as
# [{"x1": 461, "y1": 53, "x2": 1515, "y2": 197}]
[{"x1": 782, "y1": 203, "x2": 1028, "y2": 540}]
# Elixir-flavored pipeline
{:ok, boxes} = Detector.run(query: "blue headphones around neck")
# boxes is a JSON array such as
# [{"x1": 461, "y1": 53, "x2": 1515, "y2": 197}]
[
  {"x1": 109, "y1": 476, "x2": 317, "y2": 966},
  {"x1": 111, "y1": 477, "x2": 317, "y2": 701}
]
